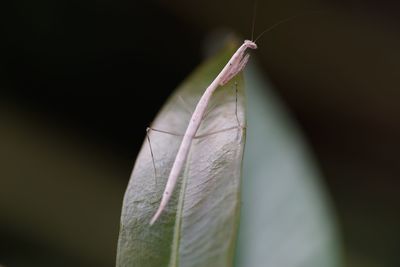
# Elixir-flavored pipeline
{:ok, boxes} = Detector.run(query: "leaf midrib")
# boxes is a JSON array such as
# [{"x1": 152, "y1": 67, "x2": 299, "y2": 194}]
[{"x1": 168, "y1": 145, "x2": 195, "y2": 267}]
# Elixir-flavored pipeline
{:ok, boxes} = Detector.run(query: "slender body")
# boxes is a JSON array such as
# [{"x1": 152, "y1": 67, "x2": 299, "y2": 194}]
[{"x1": 150, "y1": 40, "x2": 257, "y2": 225}]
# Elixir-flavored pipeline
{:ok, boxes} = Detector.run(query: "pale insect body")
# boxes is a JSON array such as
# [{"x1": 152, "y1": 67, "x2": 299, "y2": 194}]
[{"x1": 149, "y1": 40, "x2": 257, "y2": 225}]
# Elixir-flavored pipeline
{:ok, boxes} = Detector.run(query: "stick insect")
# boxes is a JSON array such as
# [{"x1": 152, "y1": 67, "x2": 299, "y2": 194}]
[{"x1": 149, "y1": 14, "x2": 305, "y2": 225}]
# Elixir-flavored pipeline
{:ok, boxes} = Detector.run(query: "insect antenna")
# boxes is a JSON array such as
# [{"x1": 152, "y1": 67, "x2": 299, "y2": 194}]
[
  {"x1": 254, "y1": 11, "x2": 323, "y2": 43},
  {"x1": 251, "y1": 0, "x2": 258, "y2": 41}
]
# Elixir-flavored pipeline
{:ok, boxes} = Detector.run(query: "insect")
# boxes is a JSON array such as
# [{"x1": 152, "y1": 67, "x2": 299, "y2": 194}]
[
  {"x1": 149, "y1": 13, "x2": 310, "y2": 225},
  {"x1": 149, "y1": 39, "x2": 257, "y2": 225}
]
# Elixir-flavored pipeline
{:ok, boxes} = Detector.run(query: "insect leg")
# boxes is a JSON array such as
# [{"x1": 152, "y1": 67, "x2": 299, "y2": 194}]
[
  {"x1": 146, "y1": 128, "x2": 158, "y2": 186},
  {"x1": 195, "y1": 82, "x2": 245, "y2": 139},
  {"x1": 147, "y1": 127, "x2": 183, "y2": 137},
  {"x1": 234, "y1": 81, "x2": 243, "y2": 128},
  {"x1": 146, "y1": 127, "x2": 184, "y2": 187}
]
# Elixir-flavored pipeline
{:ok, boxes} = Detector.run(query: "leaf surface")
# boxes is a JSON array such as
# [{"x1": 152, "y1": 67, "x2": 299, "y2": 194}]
[{"x1": 116, "y1": 41, "x2": 246, "y2": 267}]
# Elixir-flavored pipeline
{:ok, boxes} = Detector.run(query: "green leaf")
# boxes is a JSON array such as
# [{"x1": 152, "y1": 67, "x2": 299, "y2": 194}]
[
  {"x1": 116, "y1": 41, "x2": 246, "y2": 267},
  {"x1": 234, "y1": 62, "x2": 343, "y2": 267}
]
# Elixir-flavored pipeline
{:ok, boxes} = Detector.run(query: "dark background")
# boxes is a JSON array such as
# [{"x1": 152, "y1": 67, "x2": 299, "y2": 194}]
[{"x1": 1, "y1": 0, "x2": 399, "y2": 266}]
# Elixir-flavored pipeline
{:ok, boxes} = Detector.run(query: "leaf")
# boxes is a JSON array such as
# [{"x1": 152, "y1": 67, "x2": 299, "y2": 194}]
[
  {"x1": 116, "y1": 41, "x2": 246, "y2": 267},
  {"x1": 234, "y1": 62, "x2": 343, "y2": 267}
]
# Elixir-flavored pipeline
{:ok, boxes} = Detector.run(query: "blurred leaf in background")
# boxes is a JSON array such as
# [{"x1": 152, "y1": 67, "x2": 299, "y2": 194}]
[{"x1": 235, "y1": 61, "x2": 341, "y2": 267}]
